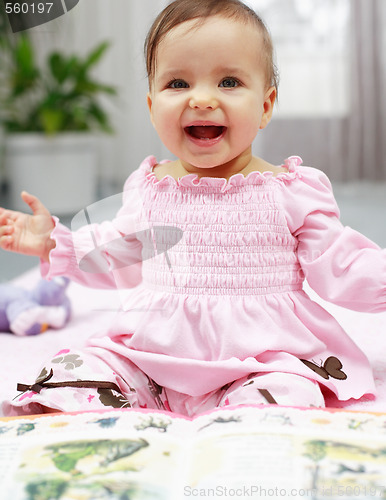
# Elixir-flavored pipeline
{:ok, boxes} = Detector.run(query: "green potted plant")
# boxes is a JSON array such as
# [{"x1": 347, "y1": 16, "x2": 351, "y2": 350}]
[{"x1": 2, "y1": 29, "x2": 117, "y2": 214}]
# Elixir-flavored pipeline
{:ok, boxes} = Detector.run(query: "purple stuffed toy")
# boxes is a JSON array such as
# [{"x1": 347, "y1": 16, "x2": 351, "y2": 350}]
[{"x1": 0, "y1": 277, "x2": 71, "y2": 336}]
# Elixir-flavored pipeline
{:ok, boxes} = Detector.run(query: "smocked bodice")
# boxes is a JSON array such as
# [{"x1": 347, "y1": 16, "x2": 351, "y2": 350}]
[{"x1": 138, "y1": 166, "x2": 303, "y2": 296}]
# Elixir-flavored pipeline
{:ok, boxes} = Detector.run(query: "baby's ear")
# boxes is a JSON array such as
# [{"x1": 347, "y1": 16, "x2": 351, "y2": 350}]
[
  {"x1": 147, "y1": 92, "x2": 155, "y2": 126},
  {"x1": 260, "y1": 86, "x2": 276, "y2": 130}
]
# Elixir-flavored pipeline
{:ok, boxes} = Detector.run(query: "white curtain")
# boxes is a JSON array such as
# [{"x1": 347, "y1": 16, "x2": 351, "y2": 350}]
[
  {"x1": 250, "y1": 0, "x2": 386, "y2": 181},
  {"x1": 31, "y1": 0, "x2": 386, "y2": 187},
  {"x1": 346, "y1": 0, "x2": 386, "y2": 181}
]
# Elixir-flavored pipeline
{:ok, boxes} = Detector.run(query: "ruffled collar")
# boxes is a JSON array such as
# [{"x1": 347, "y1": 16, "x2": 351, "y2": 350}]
[{"x1": 144, "y1": 155, "x2": 302, "y2": 192}]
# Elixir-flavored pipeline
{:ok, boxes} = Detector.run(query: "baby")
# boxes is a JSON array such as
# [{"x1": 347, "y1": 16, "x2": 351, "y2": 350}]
[{"x1": 1, "y1": 0, "x2": 385, "y2": 416}]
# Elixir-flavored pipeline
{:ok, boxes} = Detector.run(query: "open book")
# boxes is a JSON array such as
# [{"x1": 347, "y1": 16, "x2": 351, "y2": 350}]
[{"x1": 1, "y1": 405, "x2": 386, "y2": 499}]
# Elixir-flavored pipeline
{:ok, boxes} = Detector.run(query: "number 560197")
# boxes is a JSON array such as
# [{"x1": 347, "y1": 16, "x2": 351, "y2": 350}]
[{"x1": 5, "y1": 3, "x2": 53, "y2": 14}]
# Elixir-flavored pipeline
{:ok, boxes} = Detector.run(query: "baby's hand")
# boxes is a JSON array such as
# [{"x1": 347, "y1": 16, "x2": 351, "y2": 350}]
[{"x1": 0, "y1": 192, "x2": 55, "y2": 261}]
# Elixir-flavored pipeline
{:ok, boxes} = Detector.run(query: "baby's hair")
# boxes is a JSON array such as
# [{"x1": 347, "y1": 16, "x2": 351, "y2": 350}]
[{"x1": 144, "y1": 0, "x2": 279, "y2": 94}]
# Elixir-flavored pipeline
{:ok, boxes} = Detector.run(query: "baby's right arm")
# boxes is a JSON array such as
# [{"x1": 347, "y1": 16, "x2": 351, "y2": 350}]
[{"x1": 0, "y1": 191, "x2": 55, "y2": 262}]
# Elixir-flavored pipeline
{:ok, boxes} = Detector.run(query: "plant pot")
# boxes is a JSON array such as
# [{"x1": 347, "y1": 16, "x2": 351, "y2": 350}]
[{"x1": 5, "y1": 132, "x2": 98, "y2": 215}]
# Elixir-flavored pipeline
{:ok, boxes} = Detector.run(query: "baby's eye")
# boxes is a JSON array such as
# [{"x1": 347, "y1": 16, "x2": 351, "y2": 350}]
[
  {"x1": 168, "y1": 79, "x2": 189, "y2": 89},
  {"x1": 219, "y1": 77, "x2": 240, "y2": 88}
]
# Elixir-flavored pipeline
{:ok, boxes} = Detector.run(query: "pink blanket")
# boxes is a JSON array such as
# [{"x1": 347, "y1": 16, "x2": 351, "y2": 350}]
[{"x1": 1, "y1": 267, "x2": 386, "y2": 416}]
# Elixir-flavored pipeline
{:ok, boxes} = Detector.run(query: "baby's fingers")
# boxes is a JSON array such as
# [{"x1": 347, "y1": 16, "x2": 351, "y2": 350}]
[
  {"x1": 0, "y1": 224, "x2": 14, "y2": 249},
  {"x1": 0, "y1": 209, "x2": 10, "y2": 223},
  {"x1": 0, "y1": 209, "x2": 18, "y2": 224},
  {"x1": 0, "y1": 218, "x2": 14, "y2": 234}
]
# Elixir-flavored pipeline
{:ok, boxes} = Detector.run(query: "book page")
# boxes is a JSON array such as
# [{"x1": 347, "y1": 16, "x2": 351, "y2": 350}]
[
  {"x1": 2, "y1": 406, "x2": 386, "y2": 499},
  {"x1": 183, "y1": 405, "x2": 386, "y2": 499},
  {"x1": 0, "y1": 409, "x2": 192, "y2": 500}
]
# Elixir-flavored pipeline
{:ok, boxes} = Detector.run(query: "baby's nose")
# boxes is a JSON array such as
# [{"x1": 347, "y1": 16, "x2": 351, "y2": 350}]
[{"x1": 189, "y1": 89, "x2": 219, "y2": 110}]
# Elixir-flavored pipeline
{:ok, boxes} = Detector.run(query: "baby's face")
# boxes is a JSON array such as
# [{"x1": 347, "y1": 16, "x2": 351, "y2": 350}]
[{"x1": 147, "y1": 15, "x2": 276, "y2": 172}]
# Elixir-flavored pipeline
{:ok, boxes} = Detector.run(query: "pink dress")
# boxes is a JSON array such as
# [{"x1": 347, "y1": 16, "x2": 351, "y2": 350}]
[{"x1": 9, "y1": 156, "x2": 386, "y2": 412}]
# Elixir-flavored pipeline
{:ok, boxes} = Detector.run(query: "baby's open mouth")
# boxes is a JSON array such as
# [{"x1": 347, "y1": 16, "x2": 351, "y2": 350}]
[{"x1": 185, "y1": 126, "x2": 226, "y2": 140}]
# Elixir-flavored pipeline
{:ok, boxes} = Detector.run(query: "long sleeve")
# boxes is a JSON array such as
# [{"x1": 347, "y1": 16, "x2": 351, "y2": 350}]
[
  {"x1": 280, "y1": 165, "x2": 386, "y2": 312},
  {"x1": 41, "y1": 169, "x2": 144, "y2": 290}
]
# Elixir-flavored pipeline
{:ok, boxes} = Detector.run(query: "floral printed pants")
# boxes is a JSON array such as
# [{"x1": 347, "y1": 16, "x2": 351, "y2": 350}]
[{"x1": 4, "y1": 347, "x2": 325, "y2": 417}]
